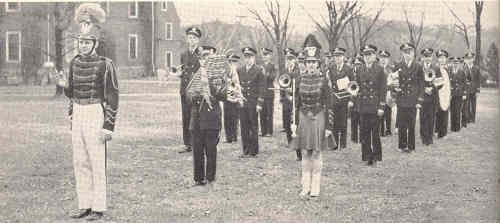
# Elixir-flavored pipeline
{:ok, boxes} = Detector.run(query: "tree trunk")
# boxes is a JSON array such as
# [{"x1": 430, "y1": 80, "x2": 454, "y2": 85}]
[
  {"x1": 54, "y1": 26, "x2": 64, "y2": 97},
  {"x1": 475, "y1": 2, "x2": 482, "y2": 66}
]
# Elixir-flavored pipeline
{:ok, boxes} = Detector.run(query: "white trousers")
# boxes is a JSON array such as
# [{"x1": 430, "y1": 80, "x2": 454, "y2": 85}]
[
  {"x1": 72, "y1": 103, "x2": 107, "y2": 212},
  {"x1": 301, "y1": 150, "x2": 323, "y2": 196}
]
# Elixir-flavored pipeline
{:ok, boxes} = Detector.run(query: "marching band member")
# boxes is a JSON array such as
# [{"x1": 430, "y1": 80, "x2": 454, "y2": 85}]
[
  {"x1": 349, "y1": 55, "x2": 364, "y2": 144},
  {"x1": 378, "y1": 50, "x2": 394, "y2": 137},
  {"x1": 178, "y1": 27, "x2": 202, "y2": 153},
  {"x1": 59, "y1": 3, "x2": 119, "y2": 220},
  {"x1": 461, "y1": 55, "x2": 472, "y2": 128},
  {"x1": 224, "y1": 54, "x2": 241, "y2": 143},
  {"x1": 237, "y1": 47, "x2": 266, "y2": 158},
  {"x1": 434, "y1": 50, "x2": 451, "y2": 139},
  {"x1": 295, "y1": 34, "x2": 333, "y2": 198},
  {"x1": 281, "y1": 48, "x2": 302, "y2": 161},
  {"x1": 463, "y1": 52, "x2": 481, "y2": 123},
  {"x1": 187, "y1": 46, "x2": 227, "y2": 187},
  {"x1": 259, "y1": 48, "x2": 277, "y2": 137},
  {"x1": 328, "y1": 47, "x2": 353, "y2": 150},
  {"x1": 393, "y1": 43, "x2": 424, "y2": 153},
  {"x1": 419, "y1": 48, "x2": 438, "y2": 146},
  {"x1": 449, "y1": 57, "x2": 467, "y2": 132},
  {"x1": 353, "y1": 44, "x2": 386, "y2": 165}
]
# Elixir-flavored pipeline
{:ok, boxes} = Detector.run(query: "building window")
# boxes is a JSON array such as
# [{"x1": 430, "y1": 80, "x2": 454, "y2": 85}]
[
  {"x1": 6, "y1": 2, "x2": 20, "y2": 12},
  {"x1": 129, "y1": 34, "x2": 138, "y2": 60},
  {"x1": 165, "y1": 51, "x2": 172, "y2": 68},
  {"x1": 100, "y1": 1, "x2": 110, "y2": 14},
  {"x1": 6, "y1": 31, "x2": 21, "y2": 63},
  {"x1": 165, "y1": 23, "x2": 173, "y2": 40},
  {"x1": 129, "y1": 1, "x2": 138, "y2": 18},
  {"x1": 161, "y1": 1, "x2": 167, "y2": 11}
]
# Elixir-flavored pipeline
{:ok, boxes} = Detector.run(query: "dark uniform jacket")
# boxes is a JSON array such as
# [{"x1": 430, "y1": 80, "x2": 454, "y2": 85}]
[
  {"x1": 353, "y1": 63, "x2": 386, "y2": 114},
  {"x1": 422, "y1": 65, "x2": 440, "y2": 103},
  {"x1": 237, "y1": 64, "x2": 266, "y2": 107},
  {"x1": 261, "y1": 62, "x2": 277, "y2": 98},
  {"x1": 180, "y1": 49, "x2": 200, "y2": 96},
  {"x1": 328, "y1": 63, "x2": 354, "y2": 105},
  {"x1": 64, "y1": 54, "x2": 119, "y2": 132},
  {"x1": 188, "y1": 85, "x2": 227, "y2": 131},
  {"x1": 350, "y1": 64, "x2": 363, "y2": 112},
  {"x1": 295, "y1": 72, "x2": 333, "y2": 130},
  {"x1": 449, "y1": 67, "x2": 467, "y2": 97},
  {"x1": 464, "y1": 64, "x2": 480, "y2": 94},
  {"x1": 393, "y1": 60, "x2": 424, "y2": 108}
]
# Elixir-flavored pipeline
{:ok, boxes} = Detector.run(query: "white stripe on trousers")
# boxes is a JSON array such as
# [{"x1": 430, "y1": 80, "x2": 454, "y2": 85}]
[{"x1": 72, "y1": 103, "x2": 107, "y2": 212}]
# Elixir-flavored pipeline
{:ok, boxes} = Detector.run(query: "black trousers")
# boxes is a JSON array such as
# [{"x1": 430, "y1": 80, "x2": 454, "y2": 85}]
[
  {"x1": 223, "y1": 102, "x2": 239, "y2": 142},
  {"x1": 181, "y1": 94, "x2": 192, "y2": 147},
  {"x1": 360, "y1": 113, "x2": 382, "y2": 161},
  {"x1": 380, "y1": 105, "x2": 392, "y2": 135},
  {"x1": 192, "y1": 129, "x2": 219, "y2": 183},
  {"x1": 240, "y1": 104, "x2": 259, "y2": 155},
  {"x1": 450, "y1": 96, "x2": 462, "y2": 132},
  {"x1": 469, "y1": 93, "x2": 476, "y2": 123},
  {"x1": 398, "y1": 107, "x2": 416, "y2": 151},
  {"x1": 282, "y1": 102, "x2": 301, "y2": 159},
  {"x1": 435, "y1": 109, "x2": 448, "y2": 138},
  {"x1": 395, "y1": 106, "x2": 400, "y2": 129},
  {"x1": 260, "y1": 97, "x2": 274, "y2": 135},
  {"x1": 334, "y1": 103, "x2": 348, "y2": 148},
  {"x1": 350, "y1": 110, "x2": 360, "y2": 143},
  {"x1": 419, "y1": 101, "x2": 435, "y2": 145},
  {"x1": 461, "y1": 96, "x2": 469, "y2": 128}
]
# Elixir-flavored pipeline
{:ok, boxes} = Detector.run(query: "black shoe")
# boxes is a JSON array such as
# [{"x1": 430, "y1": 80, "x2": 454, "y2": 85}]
[
  {"x1": 296, "y1": 157, "x2": 302, "y2": 161},
  {"x1": 367, "y1": 160, "x2": 374, "y2": 166},
  {"x1": 70, "y1": 208, "x2": 91, "y2": 219},
  {"x1": 280, "y1": 129, "x2": 287, "y2": 132},
  {"x1": 178, "y1": 146, "x2": 192, "y2": 153},
  {"x1": 86, "y1": 211, "x2": 103, "y2": 221},
  {"x1": 193, "y1": 181, "x2": 206, "y2": 187},
  {"x1": 385, "y1": 130, "x2": 392, "y2": 136}
]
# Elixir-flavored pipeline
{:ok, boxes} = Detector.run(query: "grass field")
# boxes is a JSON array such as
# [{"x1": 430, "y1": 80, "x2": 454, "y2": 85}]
[{"x1": 0, "y1": 81, "x2": 498, "y2": 223}]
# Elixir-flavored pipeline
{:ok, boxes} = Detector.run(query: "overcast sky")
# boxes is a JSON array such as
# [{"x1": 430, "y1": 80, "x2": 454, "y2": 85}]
[{"x1": 174, "y1": 0, "x2": 499, "y2": 33}]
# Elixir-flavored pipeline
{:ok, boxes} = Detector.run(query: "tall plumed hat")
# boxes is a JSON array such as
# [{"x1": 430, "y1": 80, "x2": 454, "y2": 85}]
[
  {"x1": 74, "y1": 3, "x2": 106, "y2": 41},
  {"x1": 302, "y1": 34, "x2": 322, "y2": 61}
]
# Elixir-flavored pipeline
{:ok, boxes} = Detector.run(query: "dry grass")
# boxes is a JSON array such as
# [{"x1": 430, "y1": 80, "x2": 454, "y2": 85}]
[{"x1": 0, "y1": 83, "x2": 498, "y2": 223}]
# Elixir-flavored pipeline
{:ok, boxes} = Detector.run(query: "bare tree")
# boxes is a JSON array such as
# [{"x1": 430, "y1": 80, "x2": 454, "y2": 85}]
[
  {"x1": 347, "y1": 3, "x2": 392, "y2": 54},
  {"x1": 52, "y1": 2, "x2": 77, "y2": 97},
  {"x1": 474, "y1": 1, "x2": 484, "y2": 66},
  {"x1": 444, "y1": 2, "x2": 472, "y2": 49},
  {"x1": 403, "y1": 9, "x2": 425, "y2": 55},
  {"x1": 301, "y1": 1, "x2": 360, "y2": 51},
  {"x1": 245, "y1": 0, "x2": 292, "y2": 75}
]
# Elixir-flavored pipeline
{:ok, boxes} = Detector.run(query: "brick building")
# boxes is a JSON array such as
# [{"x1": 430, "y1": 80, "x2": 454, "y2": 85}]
[{"x1": 0, "y1": 1, "x2": 183, "y2": 83}]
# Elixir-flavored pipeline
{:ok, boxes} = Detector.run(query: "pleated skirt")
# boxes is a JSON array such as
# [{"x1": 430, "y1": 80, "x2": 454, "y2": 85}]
[{"x1": 297, "y1": 109, "x2": 326, "y2": 151}]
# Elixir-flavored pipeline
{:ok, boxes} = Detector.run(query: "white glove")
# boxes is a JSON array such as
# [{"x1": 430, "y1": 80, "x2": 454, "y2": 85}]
[
  {"x1": 462, "y1": 95, "x2": 466, "y2": 100},
  {"x1": 377, "y1": 109, "x2": 384, "y2": 117},
  {"x1": 348, "y1": 101, "x2": 354, "y2": 108},
  {"x1": 325, "y1": 129, "x2": 332, "y2": 137},
  {"x1": 416, "y1": 104, "x2": 422, "y2": 109},
  {"x1": 99, "y1": 129, "x2": 113, "y2": 143},
  {"x1": 256, "y1": 105, "x2": 263, "y2": 112},
  {"x1": 425, "y1": 87, "x2": 433, "y2": 95}
]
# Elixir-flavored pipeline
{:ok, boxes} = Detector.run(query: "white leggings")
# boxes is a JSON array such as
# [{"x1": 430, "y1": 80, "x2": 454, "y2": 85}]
[{"x1": 301, "y1": 150, "x2": 323, "y2": 196}]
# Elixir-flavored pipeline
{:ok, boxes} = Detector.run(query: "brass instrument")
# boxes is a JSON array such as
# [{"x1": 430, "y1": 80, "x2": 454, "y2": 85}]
[
  {"x1": 333, "y1": 80, "x2": 358, "y2": 99},
  {"x1": 388, "y1": 68, "x2": 402, "y2": 91},
  {"x1": 226, "y1": 64, "x2": 246, "y2": 107},
  {"x1": 278, "y1": 73, "x2": 292, "y2": 88},
  {"x1": 186, "y1": 54, "x2": 227, "y2": 110}
]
